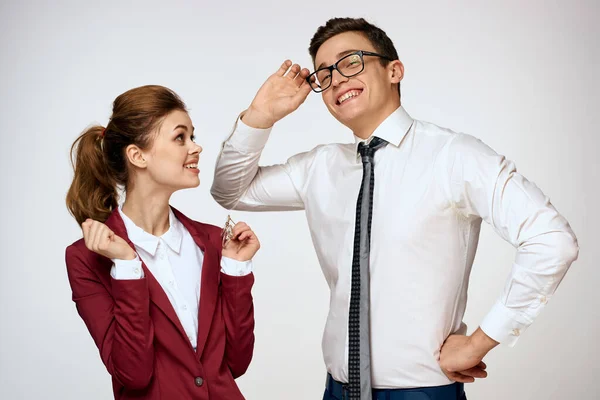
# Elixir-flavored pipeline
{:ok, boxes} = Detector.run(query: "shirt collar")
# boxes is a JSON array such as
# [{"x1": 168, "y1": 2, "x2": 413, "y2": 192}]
[
  {"x1": 118, "y1": 206, "x2": 183, "y2": 256},
  {"x1": 353, "y1": 106, "x2": 414, "y2": 154}
]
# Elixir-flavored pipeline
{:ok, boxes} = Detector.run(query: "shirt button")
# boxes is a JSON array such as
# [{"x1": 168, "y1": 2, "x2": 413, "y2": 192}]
[
  {"x1": 511, "y1": 328, "x2": 521, "y2": 336},
  {"x1": 194, "y1": 377, "x2": 204, "y2": 387},
  {"x1": 182, "y1": 305, "x2": 188, "y2": 311},
  {"x1": 169, "y1": 280, "x2": 175, "y2": 286},
  {"x1": 134, "y1": 268, "x2": 140, "y2": 274},
  {"x1": 540, "y1": 295, "x2": 548, "y2": 304}
]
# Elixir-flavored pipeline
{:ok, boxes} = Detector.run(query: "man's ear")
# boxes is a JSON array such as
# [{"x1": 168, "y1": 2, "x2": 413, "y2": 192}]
[{"x1": 389, "y1": 60, "x2": 404, "y2": 84}]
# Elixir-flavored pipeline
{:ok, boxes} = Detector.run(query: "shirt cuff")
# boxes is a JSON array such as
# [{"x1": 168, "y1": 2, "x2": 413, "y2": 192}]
[
  {"x1": 110, "y1": 256, "x2": 144, "y2": 280},
  {"x1": 480, "y1": 300, "x2": 531, "y2": 347},
  {"x1": 226, "y1": 114, "x2": 272, "y2": 153},
  {"x1": 220, "y1": 256, "x2": 253, "y2": 276}
]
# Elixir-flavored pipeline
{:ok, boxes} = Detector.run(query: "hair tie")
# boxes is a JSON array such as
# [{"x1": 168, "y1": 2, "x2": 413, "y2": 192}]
[{"x1": 98, "y1": 128, "x2": 106, "y2": 152}]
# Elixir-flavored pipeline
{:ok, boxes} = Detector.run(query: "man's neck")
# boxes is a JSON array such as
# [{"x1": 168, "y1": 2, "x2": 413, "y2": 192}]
[{"x1": 352, "y1": 100, "x2": 401, "y2": 140}]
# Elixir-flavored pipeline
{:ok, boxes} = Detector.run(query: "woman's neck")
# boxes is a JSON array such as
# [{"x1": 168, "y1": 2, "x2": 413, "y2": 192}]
[{"x1": 121, "y1": 186, "x2": 172, "y2": 237}]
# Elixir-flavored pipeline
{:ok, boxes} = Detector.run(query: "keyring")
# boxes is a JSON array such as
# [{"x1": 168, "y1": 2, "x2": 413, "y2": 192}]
[{"x1": 221, "y1": 214, "x2": 236, "y2": 247}]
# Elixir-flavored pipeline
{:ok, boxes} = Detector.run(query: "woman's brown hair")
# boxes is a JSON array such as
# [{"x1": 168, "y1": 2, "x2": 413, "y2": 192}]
[{"x1": 66, "y1": 85, "x2": 187, "y2": 225}]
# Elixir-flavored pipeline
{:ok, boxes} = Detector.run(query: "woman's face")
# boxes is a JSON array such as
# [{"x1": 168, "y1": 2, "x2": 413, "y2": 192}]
[{"x1": 139, "y1": 110, "x2": 203, "y2": 191}]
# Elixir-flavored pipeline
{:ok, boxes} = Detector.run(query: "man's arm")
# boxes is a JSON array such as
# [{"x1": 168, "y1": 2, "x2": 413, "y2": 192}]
[
  {"x1": 211, "y1": 115, "x2": 306, "y2": 211},
  {"x1": 440, "y1": 132, "x2": 579, "y2": 372},
  {"x1": 211, "y1": 60, "x2": 313, "y2": 211}
]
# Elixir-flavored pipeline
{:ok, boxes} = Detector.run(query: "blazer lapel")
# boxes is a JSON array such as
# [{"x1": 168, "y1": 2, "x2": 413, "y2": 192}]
[
  {"x1": 172, "y1": 208, "x2": 220, "y2": 359},
  {"x1": 104, "y1": 209, "x2": 191, "y2": 345}
]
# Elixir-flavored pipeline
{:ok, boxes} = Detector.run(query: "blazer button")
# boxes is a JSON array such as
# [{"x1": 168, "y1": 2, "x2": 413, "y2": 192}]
[{"x1": 195, "y1": 377, "x2": 204, "y2": 387}]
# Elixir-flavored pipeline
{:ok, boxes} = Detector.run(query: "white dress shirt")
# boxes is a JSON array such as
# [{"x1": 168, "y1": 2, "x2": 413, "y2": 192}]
[
  {"x1": 111, "y1": 207, "x2": 252, "y2": 349},
  {"x1": 211, "y1": 106, "x2": 579, "y2": 388}
]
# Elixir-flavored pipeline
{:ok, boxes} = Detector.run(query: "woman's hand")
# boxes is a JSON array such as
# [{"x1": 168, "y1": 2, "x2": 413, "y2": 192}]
[
  {"x1": 222, "y1": 222, "x2": 260, "y2": 261},
  {"x1": 82, "y1": 219, "x2": 137, "y2": 260}
]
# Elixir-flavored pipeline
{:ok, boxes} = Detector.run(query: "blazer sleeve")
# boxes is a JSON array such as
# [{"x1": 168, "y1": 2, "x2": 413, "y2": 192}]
[
  {"x1": 65, "y1": 243, "x2": 155, "y2": 390},
  {"x1": 214, "y1": 225, "x2": 255, "y2": 379},
  {"x1": 220, "y1": 271, "x2": 255, "y2": 378}
]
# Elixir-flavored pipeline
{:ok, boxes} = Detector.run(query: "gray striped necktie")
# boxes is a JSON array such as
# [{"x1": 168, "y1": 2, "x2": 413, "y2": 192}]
[{"x1": 348, "y1": 136, "x2": 387, "y2": 400}]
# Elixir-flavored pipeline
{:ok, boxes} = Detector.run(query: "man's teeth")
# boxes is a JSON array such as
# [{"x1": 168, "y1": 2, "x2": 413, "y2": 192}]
[
  {"x1": 338, "y1": 90, "x2": 361, "y2": 104},
  {"x1": 185, "y1": 164, "x2": 198, "y2": 169}
]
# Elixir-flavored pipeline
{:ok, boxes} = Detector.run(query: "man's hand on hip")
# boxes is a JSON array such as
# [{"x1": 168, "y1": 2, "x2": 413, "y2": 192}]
[{"x1": 439, "y1": 327, "x2": 499, "y2": 383}]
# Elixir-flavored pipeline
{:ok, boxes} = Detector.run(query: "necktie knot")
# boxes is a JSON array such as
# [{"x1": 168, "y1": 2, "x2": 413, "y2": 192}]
[{"x1": 358, "y1": 136, "x2": 387, "y2": 160}]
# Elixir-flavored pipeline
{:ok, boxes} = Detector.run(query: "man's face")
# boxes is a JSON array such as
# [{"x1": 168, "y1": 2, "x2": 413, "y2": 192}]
[{"x1": 313, "y1": 31, "x2": 401, "y2": 132}]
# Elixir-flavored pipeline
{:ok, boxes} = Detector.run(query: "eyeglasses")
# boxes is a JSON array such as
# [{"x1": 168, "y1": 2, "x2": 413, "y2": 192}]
[{"x1": 306, "y1": 50, "x2": 393, "y2": 93}]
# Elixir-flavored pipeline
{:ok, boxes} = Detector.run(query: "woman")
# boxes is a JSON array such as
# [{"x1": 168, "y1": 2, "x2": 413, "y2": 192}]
[{"x1": 65, "y1": 85, "x2": 258, "y2": 400}]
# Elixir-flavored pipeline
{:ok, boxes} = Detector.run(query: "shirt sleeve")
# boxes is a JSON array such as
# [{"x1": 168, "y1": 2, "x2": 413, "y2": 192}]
[
  {"x1": 220, "y1": 256, "x2": 253, "y2": 276},
  {"x1": 211, "y1": 114, "x2": 316, "y2": 211},
  {"x1": 110, "y1": 255, "x2": 144, "y2": 280},
  {"x1": 444, "y1": 133, "x2": 579, "y2": 346}
]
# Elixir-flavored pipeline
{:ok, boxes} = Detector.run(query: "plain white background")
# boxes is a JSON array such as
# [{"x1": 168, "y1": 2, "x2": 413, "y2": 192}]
[{"x1": 0, "y1": 1, "x2": 597, "y2": 399}]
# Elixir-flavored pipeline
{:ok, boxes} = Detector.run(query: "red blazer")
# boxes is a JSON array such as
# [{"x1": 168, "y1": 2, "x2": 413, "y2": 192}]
[{"x1": 65, "y1": 207, "x2": 255, "y2": 400}]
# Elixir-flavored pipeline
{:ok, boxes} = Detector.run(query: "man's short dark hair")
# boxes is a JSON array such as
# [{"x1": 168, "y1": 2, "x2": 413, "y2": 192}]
[{"x1": 308, "y1": 17, "x2": 399, "y2": 67}]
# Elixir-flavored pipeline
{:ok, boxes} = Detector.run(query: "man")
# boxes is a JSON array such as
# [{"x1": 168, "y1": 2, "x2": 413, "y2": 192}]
[{"x1": 211, "y1": 17, "x2": 579, "y2": 400}]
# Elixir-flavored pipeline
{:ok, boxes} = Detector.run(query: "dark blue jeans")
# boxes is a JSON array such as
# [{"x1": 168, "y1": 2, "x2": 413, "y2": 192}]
[{"x1": 323, "y1": 374, "x2": 467, "y2": 400}]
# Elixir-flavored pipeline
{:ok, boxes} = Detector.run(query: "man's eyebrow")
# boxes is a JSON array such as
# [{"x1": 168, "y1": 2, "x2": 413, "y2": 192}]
[{"x1": 316, "y1": 49, "x2": 360, "y2": 70}]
